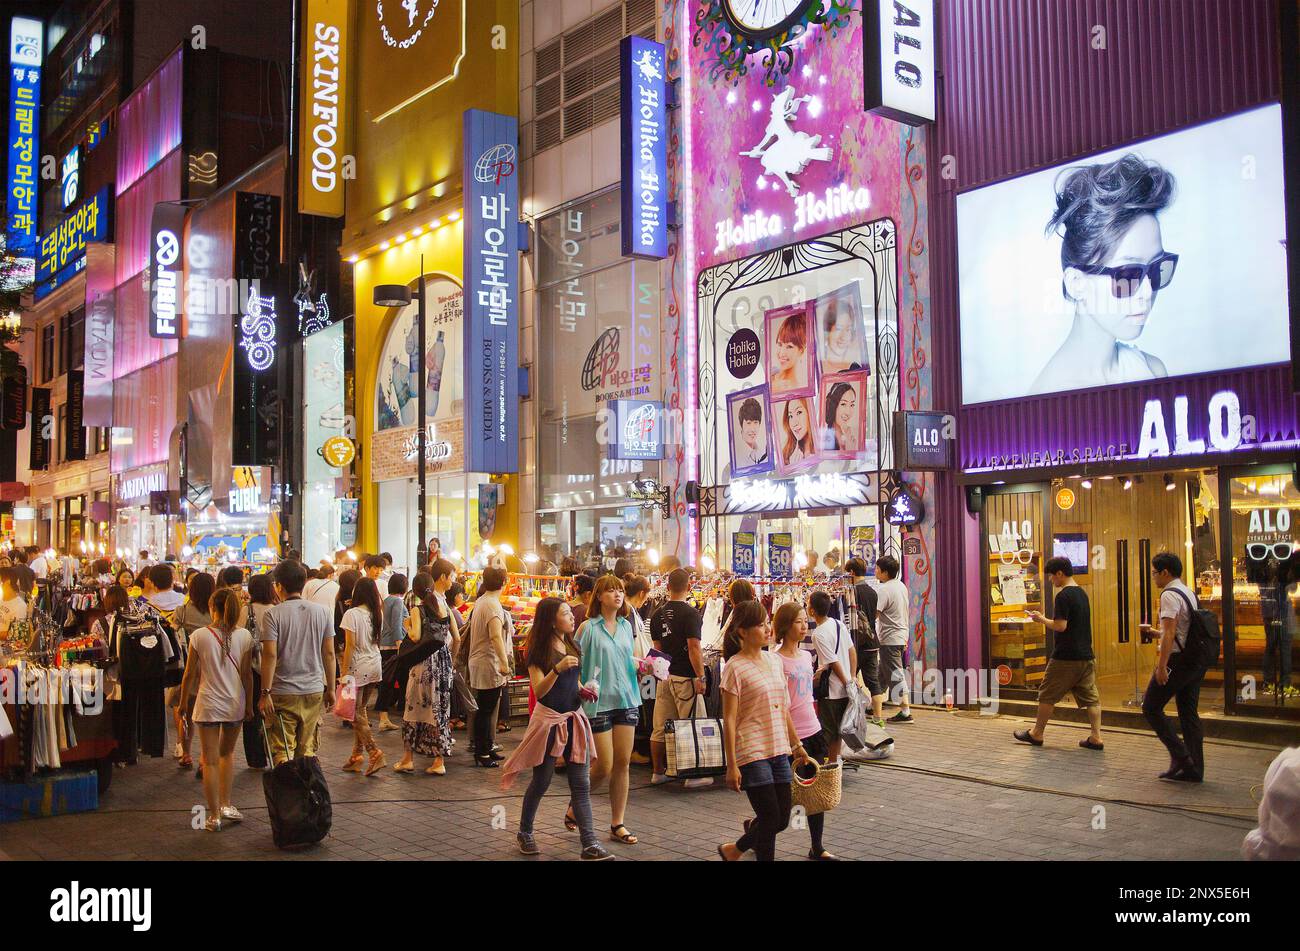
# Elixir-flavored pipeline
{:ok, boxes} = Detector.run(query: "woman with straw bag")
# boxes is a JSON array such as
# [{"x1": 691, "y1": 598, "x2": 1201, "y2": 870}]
[{"x1": 774, "y1": 601, "x2": 840, "y2": 860}]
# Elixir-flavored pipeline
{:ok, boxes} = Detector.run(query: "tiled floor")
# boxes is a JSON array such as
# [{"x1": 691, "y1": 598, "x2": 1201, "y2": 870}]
[{"x1": 0, "y1": 707, "x2": 1278, "y2": 861}]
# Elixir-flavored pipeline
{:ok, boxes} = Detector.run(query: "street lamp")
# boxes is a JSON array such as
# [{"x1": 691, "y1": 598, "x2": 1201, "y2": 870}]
[{"x1": 374, "y1": 262, "x2": 429, "y2": 569}]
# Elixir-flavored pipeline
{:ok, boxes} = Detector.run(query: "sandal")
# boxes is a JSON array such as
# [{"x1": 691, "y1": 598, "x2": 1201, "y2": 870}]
[
  {"x1": 425, "y1": 760, "x2": 446, "y2": 776},
  {"x1": 610, "y1": 824, "x2": 638, "y2": 845},
  {"x1": 1079, "y1": 738, "x2": 1105, "y2": 751},
  {"x1": 1013, "y1": 729, "x2": 1043, "y2": 747},
  {"x1": 178, "y1": 755, "x2": 193, "y2": 770},
  {"x1": 342, "y1": 753, "x2": 365, "y2": 773},
  {"x1": 393, "y1": 762, "x2": 415, "y2": 774},
  {"x1": 563, "y1": 810, "x2": 577, "y2": 832},
  {"x1": 497, "y1": 721, "x2": 512, "y2": 733},
  {"x1": 364, "y1": 750, "x2": 387, "y2": 777}
]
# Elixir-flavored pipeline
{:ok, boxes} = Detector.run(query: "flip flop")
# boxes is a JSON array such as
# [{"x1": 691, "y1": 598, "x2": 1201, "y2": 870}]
[
  {"x1": 1013, "y1": 729, "x2": 1043, "y2": 747},
  {"x1": 1079, "y1": 738, "x2": 1105, "y2": 751}
]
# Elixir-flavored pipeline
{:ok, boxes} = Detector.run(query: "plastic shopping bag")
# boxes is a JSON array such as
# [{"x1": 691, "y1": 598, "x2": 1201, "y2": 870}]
[{"x1": 334, "y1": 677, "x2": 357, "y2": 722}]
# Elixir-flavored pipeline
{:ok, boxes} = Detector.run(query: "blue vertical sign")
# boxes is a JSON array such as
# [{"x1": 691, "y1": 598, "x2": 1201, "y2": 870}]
[
  {"x1": 6, "y1": 17, "x2": 42, "y2": 259},
  {"x1": 767, "y1": 532, "x2": 793, "y2": 579},
  {"x1": 463, "y1": 109, "x2": 520, "y2": 474},
  {"x1": 619, "y1": 35, "x2": 668, "y2": 260}
]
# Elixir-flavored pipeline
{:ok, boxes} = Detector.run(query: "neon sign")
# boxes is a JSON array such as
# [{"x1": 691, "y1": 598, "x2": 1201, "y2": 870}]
[
  {"x1": 620, "y1": 36, "x2": 668, "y2": 260},
  {"x1": 1135, "y1": 391, "x2": 1242, "y2": 459}
]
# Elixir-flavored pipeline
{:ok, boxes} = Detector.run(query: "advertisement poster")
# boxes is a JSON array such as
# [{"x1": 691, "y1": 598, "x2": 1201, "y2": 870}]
[
  {"x1": 337, "y1": 498, "x2": 359, "y2": 548},
  {"x1": 957, "y1": 105, "x2": 1289, "y2": 405},
  {"x1": 997, "y1": 564, "x2": 1027, "y2": 606},
  {"x1": 817, "y1": 371, "x2": 868, "y2": 457},
  {"x1": 726, "y1": 384, "x2": 773, "y2": 478},
  {"x1": 849, "y1": 525, "x2": 875, "y2": 564},
  {"x1": 732, "y1": 531, "x2": 756, "y2": 576},
  {"x1": 478, "y1": 482, "x2": 501, "y2": 541},
  {"x1": 767, "y1": 532, "x2": 793, "y2": 579},
  {"x1": 375, "y1": 277, "x2": 462, "y2": 433}
]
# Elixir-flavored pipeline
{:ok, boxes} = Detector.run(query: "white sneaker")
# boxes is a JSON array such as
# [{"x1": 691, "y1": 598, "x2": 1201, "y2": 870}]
[
  {"x1": 650, "y1": 773, "x2": 672, "y2": 785},
  {"x1": 219, "y1": 806, "x2": 244, "y2": 824},
  {"x1": 683, "y1": 777, "x2": 714, "y2": 789}
]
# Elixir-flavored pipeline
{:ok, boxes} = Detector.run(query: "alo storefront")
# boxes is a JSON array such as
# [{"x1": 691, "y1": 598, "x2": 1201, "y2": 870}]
[
  {"x1": 682, "y1": 2, "x2": 929, "y2": 577},
  {"x1": 952, "y1": 102, "x2": 1299, "y2": 720}
]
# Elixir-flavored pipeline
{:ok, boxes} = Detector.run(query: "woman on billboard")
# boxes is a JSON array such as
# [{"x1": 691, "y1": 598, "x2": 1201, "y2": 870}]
[{"x1": 1029, "y1": 154, "x2": 1179, "y2": 395}]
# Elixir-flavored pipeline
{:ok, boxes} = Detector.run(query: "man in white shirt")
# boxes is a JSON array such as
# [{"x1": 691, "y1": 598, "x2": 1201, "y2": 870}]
[
  {"x1": 1139, "y1": 552, "x2": 1212, "y2": 783},
  {"x1": 304, "y1": 564, "x2": 340, "y2": 613},
  {"x1": 809, "y1": 590, "x2": 855, "y2": 761},
  {"x1": 28, "y1": 547, "x2": 48, "y2": 580},
  {"x1": 0, "y1": 568, "x2": 28, "y2": 633},
  {"x1": 362, "y1": 555, "x2": 389, "y2": 598},
  {"x1": 874, "y1": 555, "x2": 913, "y2": 724}
]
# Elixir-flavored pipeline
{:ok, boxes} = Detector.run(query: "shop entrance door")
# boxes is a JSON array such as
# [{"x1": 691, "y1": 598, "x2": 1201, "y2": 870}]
[{"x1": 1048, "y1": 471, "x2": 1217, "y2": 710}]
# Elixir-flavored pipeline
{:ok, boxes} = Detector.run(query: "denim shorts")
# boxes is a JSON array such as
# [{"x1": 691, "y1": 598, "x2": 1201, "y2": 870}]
[
  {"x1": 739, "y1": 754, "x2": 793, "y2": 790},
  {"x1": 588, "y1": 706, "x2": 640, "y2": 734}
]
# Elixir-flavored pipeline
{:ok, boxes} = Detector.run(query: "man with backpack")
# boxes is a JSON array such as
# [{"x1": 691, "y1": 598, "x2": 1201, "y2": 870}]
[
  {"x1": 845, "y1": 558, "x2": 882, "y2": 725},
  {"x1": 1140, "y1": 553, "x2": 1217, "y2": 783},
  {"x1": 809, "y1": 590, "x2": 855, "y2": 763}
]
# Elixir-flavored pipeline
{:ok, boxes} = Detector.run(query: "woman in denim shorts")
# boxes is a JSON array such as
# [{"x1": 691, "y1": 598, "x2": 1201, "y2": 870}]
[
  {"x1": 717, "y1": 601, "x2": 810, "y2": 862},
  {"x1": 574, "y1": 575, "x2": 644, "y2": 846}
]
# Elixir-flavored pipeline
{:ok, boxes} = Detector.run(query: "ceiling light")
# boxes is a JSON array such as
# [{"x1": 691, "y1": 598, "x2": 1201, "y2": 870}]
[
  {"x1": 1121, "y1": 477, "x2": 1133, "y2": 490},
  {"x1": 1164, "y1": 474, "x2": 1176, "y2": 491},
  {"x1": 1080, "y1": 479, "x2": 1092, "y2": 489}
]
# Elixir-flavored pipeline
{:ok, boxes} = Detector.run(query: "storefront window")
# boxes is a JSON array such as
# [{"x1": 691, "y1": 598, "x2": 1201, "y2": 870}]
[
  {"x1": 536, "y1": 189, "x2": 664, "y2": 561},
  {"x1": 302, "y1": 319, "x2": 349, "y2": 565},
  {"x1": 981, "y1": 470, "x2": 1225, "y2": 709},
  {"x1": 1229, "y1": 471, "x2": 1299, "y2": 712}
]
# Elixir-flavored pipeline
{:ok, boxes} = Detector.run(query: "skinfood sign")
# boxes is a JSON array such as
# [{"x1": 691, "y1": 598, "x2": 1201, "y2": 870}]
[{"x1": 299, "y1": 0, "x2": 351, "y2": 218}]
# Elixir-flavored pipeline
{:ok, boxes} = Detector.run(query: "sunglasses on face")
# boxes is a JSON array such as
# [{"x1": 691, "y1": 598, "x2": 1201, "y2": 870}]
[{"x1": 1072, "y1": 252, "x2": 1179, "y2": 299}]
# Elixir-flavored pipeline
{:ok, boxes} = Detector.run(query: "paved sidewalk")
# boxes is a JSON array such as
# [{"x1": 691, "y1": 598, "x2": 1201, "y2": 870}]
[{"x1": 0, "y1": 708, "x2": 1279, "y2": 861}]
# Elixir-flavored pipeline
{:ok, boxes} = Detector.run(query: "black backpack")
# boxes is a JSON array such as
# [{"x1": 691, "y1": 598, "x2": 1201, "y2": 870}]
[{"x1": 1168, "y1": 588, "x2": 1221, "y2": 650}]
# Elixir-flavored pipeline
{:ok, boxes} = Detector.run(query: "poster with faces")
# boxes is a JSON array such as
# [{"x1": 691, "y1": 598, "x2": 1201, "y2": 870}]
[
  {"x1": 814, "y1": 282, "x2": 870, "y2": 376},
  {"x1": 817, "y1": 371, "x2": 868, "y2": 459},
  {"x1": 764, "y1": 302, "x2": 817, "y2": 398},
  {"x1": 726, "y1": 384, "x2": 775, "y2": 478},
  {"x1": 771, "y1": 394, "x2": 821, "y2": 475}
]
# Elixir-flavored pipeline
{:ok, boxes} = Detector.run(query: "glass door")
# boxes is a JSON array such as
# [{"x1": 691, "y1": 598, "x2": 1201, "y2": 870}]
[
  {"x1": 982, "y1": 485, "x2": 1048, "y2": 696},
  {"x1": 1227, "y1": 470, "x2": 1299, "y2": 718}
]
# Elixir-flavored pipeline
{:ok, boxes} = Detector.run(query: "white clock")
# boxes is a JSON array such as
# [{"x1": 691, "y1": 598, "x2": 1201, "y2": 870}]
[{"x1": 723, "y1": 0, "x2": 815, "y2": 37}]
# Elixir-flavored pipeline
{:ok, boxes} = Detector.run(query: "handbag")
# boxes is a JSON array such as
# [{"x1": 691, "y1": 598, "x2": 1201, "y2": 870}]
[
  {"x1": 790, "y1": 758, "x2": 842, "y2": 816},
  {"x1": 813, "y1": 620, "x2": 844, "y2": 701},
  {"x1": 334, "y1": 677, "x2": 357, "y2": 722},
  {"x1": 664, "y1": 695, "x2": 726, "y2": 779},
  {"x1": 452, "y1": 668, "x2": 478, "y2": 713}
]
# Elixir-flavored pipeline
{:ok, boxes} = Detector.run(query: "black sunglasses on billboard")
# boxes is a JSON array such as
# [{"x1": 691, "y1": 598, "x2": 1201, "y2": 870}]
[{"x1": 1070, "y1": 252, "x2": 1179, "y2": 299}]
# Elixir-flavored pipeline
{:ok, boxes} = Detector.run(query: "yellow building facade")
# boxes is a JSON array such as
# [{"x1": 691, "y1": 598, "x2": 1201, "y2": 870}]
[{"x1": 342, "y1": 0, "x2": 520, "y2": 568}]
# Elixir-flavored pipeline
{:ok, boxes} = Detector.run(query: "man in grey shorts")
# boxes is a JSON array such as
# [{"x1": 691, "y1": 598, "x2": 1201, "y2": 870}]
[{"x1": 874, "y1": 556, "x2": 913, "y2": 724}]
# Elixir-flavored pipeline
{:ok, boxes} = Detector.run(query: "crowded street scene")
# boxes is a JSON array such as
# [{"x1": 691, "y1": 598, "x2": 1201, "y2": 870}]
[{"x1": 0, "y1": 0, "x2": 1297, "y2": 933}]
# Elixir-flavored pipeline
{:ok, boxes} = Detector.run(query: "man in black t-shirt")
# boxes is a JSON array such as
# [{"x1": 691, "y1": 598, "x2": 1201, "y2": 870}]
[
  {"x1": 649, "y1": 568, "x2": 711, "y2": 788},
  {"x1": 846, "y1": 558, "x2": 881, "y2": 707},
  {"x1": 1014, "y1": 556, "x2": 1104, "y2": 750}
]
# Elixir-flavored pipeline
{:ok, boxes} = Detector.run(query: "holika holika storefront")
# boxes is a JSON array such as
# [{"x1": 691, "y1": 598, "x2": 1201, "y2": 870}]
[{"x1": 682, "y1": 2, "x2": 929, "y2": 580}]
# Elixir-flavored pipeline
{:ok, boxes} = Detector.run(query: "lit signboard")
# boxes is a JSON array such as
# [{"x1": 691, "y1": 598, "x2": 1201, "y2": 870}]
[
  {"x1": 463, "y1": 108, "x2": 520, "y2": 474},
  {"x1": 148, "y1": 201, "x2": 186, "y2": 337},
  {"x1": 863, "y1": 0, "x2": 935, "y2": 126},
  {"x1": 6, "y1": 16, "x2": 42, "y2": 259},
  {"x1": 35, "y1": 186, "x2": 111, "y2": 301},
  {"x1": 299, "y1": 0, "x2": 352, "y2": 218},
  {"x1": 619, "y1": 35, "x2": 668, "y2": 260},
  {"x1": 608, "y1": 398, "x2": 664, "y2": 461}
]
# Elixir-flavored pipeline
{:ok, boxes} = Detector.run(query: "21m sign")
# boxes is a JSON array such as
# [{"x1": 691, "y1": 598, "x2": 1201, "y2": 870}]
[{"x1": 864, "y1": 0, "x2": 935, "y2": 126}]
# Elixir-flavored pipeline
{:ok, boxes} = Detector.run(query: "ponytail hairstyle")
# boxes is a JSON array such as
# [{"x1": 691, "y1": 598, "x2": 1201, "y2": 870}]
[
  {"x1": 723, "y1": 600, "x2": 768, "y2": 659},
  {"x1": 209, "y1": 587, "x2": 242, "y2": 632}
]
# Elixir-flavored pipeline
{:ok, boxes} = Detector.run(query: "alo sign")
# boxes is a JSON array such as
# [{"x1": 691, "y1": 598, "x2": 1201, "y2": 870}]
[
  {"x1": 864, "y1": 0, "x2": 935, "y2": 126},
  {"x1": 1135, "y1": 391, "x2": 1248, "y2": 459},
  {"x1": 299, "y1": 0, "x2": 351, "y2": 218},
  {"x1": 620, "y1": 36, "x2": 668, "y2": 260},
  {"x1": 149, "y1": 202, "x2": 187, "y2": 338}
]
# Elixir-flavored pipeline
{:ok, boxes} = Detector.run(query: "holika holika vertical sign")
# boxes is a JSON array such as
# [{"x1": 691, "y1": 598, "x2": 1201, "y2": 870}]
[
  {"x1": 462, "y1": 109, "x2": 520, "y2": 474},
  {"x1": 619, "y1": 35, "x2": 668, "y2": 260},
  {"x1": 232, "y1": 192, "x2": 284, "y2": 467}
]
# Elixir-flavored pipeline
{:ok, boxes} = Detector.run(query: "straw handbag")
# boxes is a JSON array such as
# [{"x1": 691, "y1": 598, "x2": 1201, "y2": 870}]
[{"x1": 790, "y1": 758, "x2": 842, "y2": 816}]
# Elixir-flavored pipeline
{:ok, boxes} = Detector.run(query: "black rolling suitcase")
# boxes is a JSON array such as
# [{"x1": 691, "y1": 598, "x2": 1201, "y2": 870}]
[{"x1": 262, "y1": 713, "x2": 332, "y2": 849}]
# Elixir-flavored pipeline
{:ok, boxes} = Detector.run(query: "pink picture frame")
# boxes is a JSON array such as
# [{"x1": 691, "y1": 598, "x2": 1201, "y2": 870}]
[
  {"x1": 817, "y1": 370, "x2": 868, "y2": 460},
  {"x1": 764, "y1": 302, "x2": 817, "y2": 399},
  {"x1": 771, "y1": 394, "x2": 821, "y2": 475}
]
